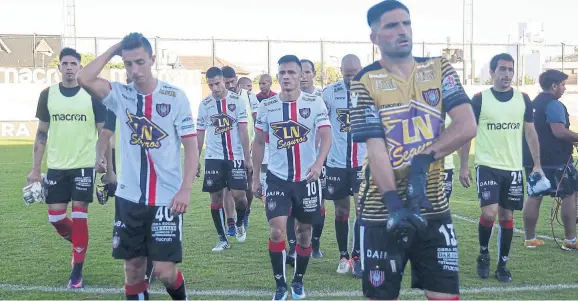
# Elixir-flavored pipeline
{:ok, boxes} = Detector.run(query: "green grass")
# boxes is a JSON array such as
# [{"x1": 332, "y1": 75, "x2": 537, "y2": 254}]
[{"x1": 0, "y1": 140, "x2": 577, "y2": 300}]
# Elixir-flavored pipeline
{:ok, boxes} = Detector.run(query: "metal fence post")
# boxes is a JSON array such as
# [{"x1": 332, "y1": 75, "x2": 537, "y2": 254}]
[
  {"x1": 516, "y1": 44, "x2": 520, "y2": 88},
  {"x1": 422, "y1": 42, "x2": 425, "y2": 57},
  {"x1": 320, "y1": 39, "x2": 325, "y2": 88},
  {"x1": 154, "y1": 37, "x2": 159, "y2": 70},
  {"x1": 94, "y1": 37, "x2": 98, "y2": 57},
  {"x1": 267, "y1": 37, "x2": 271, "y2": 75},
  {"x1": 562, "y1": 42, "x2": 565, "y2": 74},
  {"x1": 211, "y1": 36, "x2": 216, "y2": 66}
]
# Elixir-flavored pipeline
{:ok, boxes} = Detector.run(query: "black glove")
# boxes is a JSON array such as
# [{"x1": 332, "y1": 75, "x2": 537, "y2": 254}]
[
  {"x1": 407, "y1": 152, "x2": 436, "y2": 214},
  {"x1": 383, "y1": 191, "x2": 427, "y2": 248}
]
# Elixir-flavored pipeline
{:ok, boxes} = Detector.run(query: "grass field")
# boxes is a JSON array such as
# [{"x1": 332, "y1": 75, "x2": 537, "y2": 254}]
[{"x1": 0, "y1": 139, "x2": 577, "y2": 300}]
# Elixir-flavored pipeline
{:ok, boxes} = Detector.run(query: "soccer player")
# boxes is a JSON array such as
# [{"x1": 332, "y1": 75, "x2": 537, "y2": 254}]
[
  {"x1": 460, "y1": 53, "x2": 543, "y2": 282},
  {"x1": 238, "y1": 76, "x2": 253, "y2": 92},
  {"x1": 78, "y1": 32, "x2": 199, "y2": 300},
  {"x1": 26, "y1": 47, "x2": 106, "y2": 289},
  {"x1": 198, "y1": 67, "x2": 252, "y2": 251},
  {"x1": 443, "y1": 116, "x2": 456, "y2": 203},
  {"x1": 350, "y1": 1, "x2": 477, "y2": 300},
  {"x1": 522, "y1": 69, "x2": 577, "y2": 250},
  {"x1": 223, "y1": 66, "x2": 260, "y2": 230},
  {"x1": 252, "y1": 55, "x2": 332, "y2": 300},
  {"x1": 322, "y1": 54, "x2": 366, "y2": 276},
  {"x1": 256, "y1": 74, "x2": 277, "y2": 102},
  {"x1": 299, "y1": 59, "x2": 323, "y2": 97}
]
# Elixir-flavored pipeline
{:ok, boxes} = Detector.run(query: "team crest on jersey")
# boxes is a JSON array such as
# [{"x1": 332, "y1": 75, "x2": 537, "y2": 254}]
[
  {"x1": 156, "y1": 104, "x2": 171, "y2": 117},
  {"x1": 482, "y1": 190, "x2": 490, "y2": 200},
  {"x1": 299, "y1": 108, "x2": 311, "y2": 119},
  {"x1": 210, "y1": 113, "x2": 236, "y2": 134},
  {"x1": 336, "y1": 108, "x2": 351, "y2": 132},
  {"x1": 126, "y1": 112, "x2": 168, "y2": 149},
  {"x1": 381, "y1": 100, "x2": 442, "y2": 169},
  {"x1": 228, "y1": 103, "x2": 236, "y2": 112},
  {"x1": 267, "y1": 200, "x2": 276, "y2": 211},
  {"x1": 112, "y1": 235, "x2": 120, "y2": 249},
  {"x1": 422, "y1": 88, "x2": 441, "y2": 107},
  {"x1": 271, "y1": 120, "x2": 310, "y2": 149},
  {"x1": 369, "y1": 270, "x2": 384, "y2": 287}
]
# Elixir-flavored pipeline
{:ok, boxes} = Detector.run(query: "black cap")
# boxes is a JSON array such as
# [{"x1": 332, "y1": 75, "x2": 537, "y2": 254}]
[{"x1": 367, "y1": 0, "x2": 410, "y2": 27}]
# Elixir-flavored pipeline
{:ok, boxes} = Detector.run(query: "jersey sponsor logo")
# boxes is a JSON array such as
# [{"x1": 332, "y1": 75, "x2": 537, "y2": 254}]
[
  {"x1": 299, "y1": 108, "x2": 311, "y2": 119},
  {"x1": 381, "y1": 100, "x2": 442, "y2": 169},
  {"x1": 336, "y1": 108, "x2": 351, "y2": 132},
  {"x1": 334, "y1": 85, "x2": 344, "y2": 92},
  {"x1": 180, "y1": 115, "x2": 195, "y2": 131},
  {"x1": 210, "y1": 113, "x2": 236, "y2": 134},
  {"x1": 415, "y1": 69, "x2": 436, "y2": 82},
  {"x1": 271, "y1": 120, "x2": 310, "y2": 149},
  {"x1": 375, "y1": 78, "x2": 397, "y2": 91},
  {"x1": 303, "y1": 96, "x2": 317, "y2": 102},
  {"x1": 159, "y1": 89, "x2": 176, "y2": 97},
  {"x1": 51, "y1": 113, "x2": 87, "y2": 122},
  {"x1": 126, "y1": 112, "x2": 168, "y2": 149},
  {"x1": 442, "y1": 74, "x2": 459, "y2": 96},
  {"x1": 366, "y1": 249, "x2": 387, "y2": 259},
  {"x1": 121, "y1": 94, "x2": 136, "y2": 102},
  {"x1": 486, "y1": 122, "x2": 521, "y2": 130},
  {"x1": 368, "y1": 73, "x2": 388, "y2": 79},
  {"x1": 422, "y1": 88, "x2": 441, "y2": 107},
  {"x1": 156, "y1": 103, "x2": 171, "y2": 117}
]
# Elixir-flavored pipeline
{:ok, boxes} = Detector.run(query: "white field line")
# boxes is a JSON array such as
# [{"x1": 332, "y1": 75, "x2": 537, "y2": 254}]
[
  {"x1": 451, "y1": 213, "x2": 555, "y2": 241},
  {"x1": 1, "y1": 283, "x2": 578, "y2": 297}
]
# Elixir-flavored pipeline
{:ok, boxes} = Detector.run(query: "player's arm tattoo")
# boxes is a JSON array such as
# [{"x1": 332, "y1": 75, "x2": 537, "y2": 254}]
[
  {"x1": 524, "y1": 122, "x2": 542, "y2": 168},
  {"x1": 32, "y1": 122, "x2": 49, "y2": 171}
]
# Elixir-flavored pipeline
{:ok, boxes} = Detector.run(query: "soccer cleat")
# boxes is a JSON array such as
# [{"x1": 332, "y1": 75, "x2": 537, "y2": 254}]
[
  {"x1": 236, "y1": 225, "x2": 247, "y2": 243},
  {"x1": 243, "y1": 214, "x2": 250, "y2": 229},
  {"x1": 524, "y1": 238, "x2": 545, "y2": 249},
  {"x1": 311, "y1": 248, "x2": 323, "y2": 259},
  {"x1": 350, "y1": 256, "x2": 363, "y2": 278},
  {"x1": 476, "y1": 253, "x2": 490, "y2": 279},
  {"x1": 336, "y1": 257, "x2": 350, "y2": 274},
  {"x1": 562, "y1": 239, "x2": 577, "y2": 251},
  {"x1": 67, "y1": 277, "x2": 83, "y2": 289},
  {"x1": 227, "y1": 225, "x2": 236, "y2": 237},
  {"x1": 272, "y1": 286, "x2": 288, "y2": 301},
  {"x1": 494, "y1": 265, "x2": 512, "y2": 283},
  {"x1": 291, "y1": 282, "x2": 306, "y2": 299},
  {"x1": 212, "y1": 240, "x2": 230, "y2": 252}
]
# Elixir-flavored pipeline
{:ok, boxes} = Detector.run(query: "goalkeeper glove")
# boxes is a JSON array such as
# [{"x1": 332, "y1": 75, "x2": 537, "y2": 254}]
[{"x1": 384, "y1": 191, "x2": 427, "y2": 248}]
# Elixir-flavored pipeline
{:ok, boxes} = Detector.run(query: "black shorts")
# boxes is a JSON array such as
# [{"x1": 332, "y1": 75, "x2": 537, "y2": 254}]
[
  {"x1": 112, "y1": 197, "x2": 183, "y2": 263},
  {"x1": 323, "y1": 166, "x2": 363, "y2": 200},
  {"x1": 45, "y1": 168, "x2": 95, "y2": 204},
  {"x1": 524, "y1": 165, "x2": 578, "y2": 198},
  {"x1": 361, "y1": 216, "x2": 459, "y2": 299},
  {"x1": 476, "y1": 165, "x2": 524, "y2": 210},
  {"x1": 265, "y1": 172, "x2": 323, "y2": 225},
  {"x1": 443, "y1": 169, "x2": 454, "y2": 202},
  {"x1": 202, "y1": 159, "x2": 248, "y2": 193}
]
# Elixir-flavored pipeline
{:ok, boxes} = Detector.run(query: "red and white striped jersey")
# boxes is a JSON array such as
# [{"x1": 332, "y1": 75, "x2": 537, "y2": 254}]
[
  {"x1": 197, "y1": 90, "x2": 248, "y2": 161},
  {"x1": 255, "y1": 92, "x2": 331, "y2": 182},
  {"x1": 323, "y1": 80, "x2": 367, "y2": 168},
  {"x1": 103, "y1": 80, "x2": 197, "y2": 207}
]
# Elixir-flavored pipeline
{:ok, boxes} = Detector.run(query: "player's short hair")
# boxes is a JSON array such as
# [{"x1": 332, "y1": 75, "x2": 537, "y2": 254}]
[
  {"x1": 278, "y1": 55, "x2": 302, "y2": 69},
  {"x1": 539, "y1": 69, "x2": 568, "y2": 91},
  {"x1": 59, "y1": 47, "x2": 81, "y2": 62},
  {"x1": 239, "y1": 77, "x2": 251, "y2": 84},
  {"x1": 367, "y1": 0, "x2": 410, "y2": 27},
  {"x1": 222, "y1": 66, "x2": 237, "y2": 78},
  {"x1": 300, "y1": 59, "x2": 315, "y2": 73},
  {"x1": 120, "y1": 32, "x2": 153, "y2": 56},
  {"x1": 490, "y1": 53, "x2": 515, "y2": 72},
  {"x1": 206, "y1": 67, "x2": 223, "y2": 79}
]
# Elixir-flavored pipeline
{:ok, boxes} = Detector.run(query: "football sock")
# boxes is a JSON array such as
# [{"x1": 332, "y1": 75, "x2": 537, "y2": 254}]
[
  {"x1": 49, "y1": 209, "x2": 72, "y2": 242},
  {"x1": 227, "y1": 218, "x2": 235, "y2": 228},
  {"x1": 210, "y1": 204, "x2": 227, "y2": 240},
  {"x1": 312, "y1": 207, "x2": 325, "y2": 251},
  {"x1": 72, "y1": 206, "x2": 88, "y2": 264},
  {"x1": 498, "y1": 219, "x2": 514, "y2": 266},
  {"x1": 165, "y1": 270, "x2": 188, "y2": 300},
  {"x1": 335, "y1": 215, "x2": 350, "y2": 259},
  {"x1": 292, "y1": 244, "x2": 312, "y2": 283},
  {"x1": 478, "y1": 216, "x2": 494, "y2": 254},
  {"x1": 287, "y1": 216, "x2": 296, "y2": 251},
  {"x1": 351, "y1": 217, "x2": 361, "y2": 258},
  {"x1": 269, "y1": 240, "x2": 287, "y2": 288},
  {"x1": 125, "y1": 281, "x2": 149, "y2": 300},
  {"x1": 235, "y1": 202, "x2": 246, "y2": 228}
]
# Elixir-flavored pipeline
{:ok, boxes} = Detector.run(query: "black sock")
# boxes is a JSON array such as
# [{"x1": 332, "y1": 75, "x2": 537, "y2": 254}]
[
  {"x1": 498, "y1": 220, "x2": 514, "y2": 266},
  {"x1": 478, "y1": 216, "x2": 494, "y2": 254},
  {"x1": 292, "y1": 244, "x2": 312, "y2": 283},
  {"x1": 269, "y1": 240, "x2": 287, "y2": 288},
  {"x1": 227, "y1": 217, "x2": 235, "y2": 227},
  {"x1": 287, "y1": 216, "x2": 296, "y2": 251},
  {"x1": 210, "y1": 205, "x2": 226, "y2": 240},
  {"x1": 312, "y1": 215, "x2": 325, "y2": 251},
  {"x1": 125, "y1": 281, "x2": 149, "y2": 300},
  {"x1": 246, "y1": 193, "x2": 252, "y2": 216},
  {"x1": 235, "y1": 205, "x2": 246, "y2": 228},
  {"x1": 70, "y1": 262, "x2": 83, "y2": 280},
  {"x1": 165, "y1": 271, "x2": 187, "y2": 300},
  {"x1": 351, "y1": 217, "x2": 361, "y2": 258},
  {"x1": 335, "y1": 216, "x2": 349, "y2": 259}
]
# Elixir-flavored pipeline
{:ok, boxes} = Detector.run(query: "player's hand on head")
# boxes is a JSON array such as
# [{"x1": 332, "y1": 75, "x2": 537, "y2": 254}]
[
  {"x1": 26, "y1": 170, "x2": 42, "y2": 184},
  {"x1": 170, "y1": 188, "x2": 190, "y2": 216},
  {"x1": 459, "y1": 168, "x2": 472, "y2": 188},
  {"x1": 306, "y1": 163, "x2": 323, "y2": 183}
]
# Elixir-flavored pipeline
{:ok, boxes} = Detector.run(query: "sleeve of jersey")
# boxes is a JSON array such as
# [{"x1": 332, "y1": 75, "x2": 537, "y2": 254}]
[
  {"x1": 236, "y1": 98, "x2": 248, "y2": 124},
  {"x1": 471, "y1": 93, "x2": 482, "y2": 124},
  {"x1": 196, "y1": 102, "x2": 206, "y2": 131},
  {"x1": 350, "y1": 79, "x2": 384, "y2": 142},
  {"x1": 321, "y1": 86, "x2": 332, "y2": 113},
  {"x1": 522, "y1": 93, "x2": 534, "y2": 122},
  {"x1": 545, "y1": 100, "x2": 567, "y2": 124},
  {"x1": 440, "y1": 58, "x2": 471, "y2": 114},
  {"x1": 104, "y1": 110, "x2": 117, "y2": 132},
  {"x1": 92, "y1": 98, "x2": 107, "y2": 123},
  {"x1": 174, "y1": 93, "x2": 197, "y2": 138},
  {"x1": 255, "y1": 102, "x2": 268, "y2": 133},
  {"x1": 315, "y1": 97, "x2": 331, "y2": 129},
  {"x1": 35, "y1": 88, "x2": 50, "y2": 122},
  {"x1": 102, "y1": 81, "x2": 121, "y2": 114}
]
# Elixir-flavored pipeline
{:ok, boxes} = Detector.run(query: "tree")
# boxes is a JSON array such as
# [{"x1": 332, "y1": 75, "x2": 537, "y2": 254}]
[
  {"x1": 314, "y1": 62, "x2": 341, "y2": 86},
  {"x1": 48, "y1": 53, "x2": 124, "y2": 69}
]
